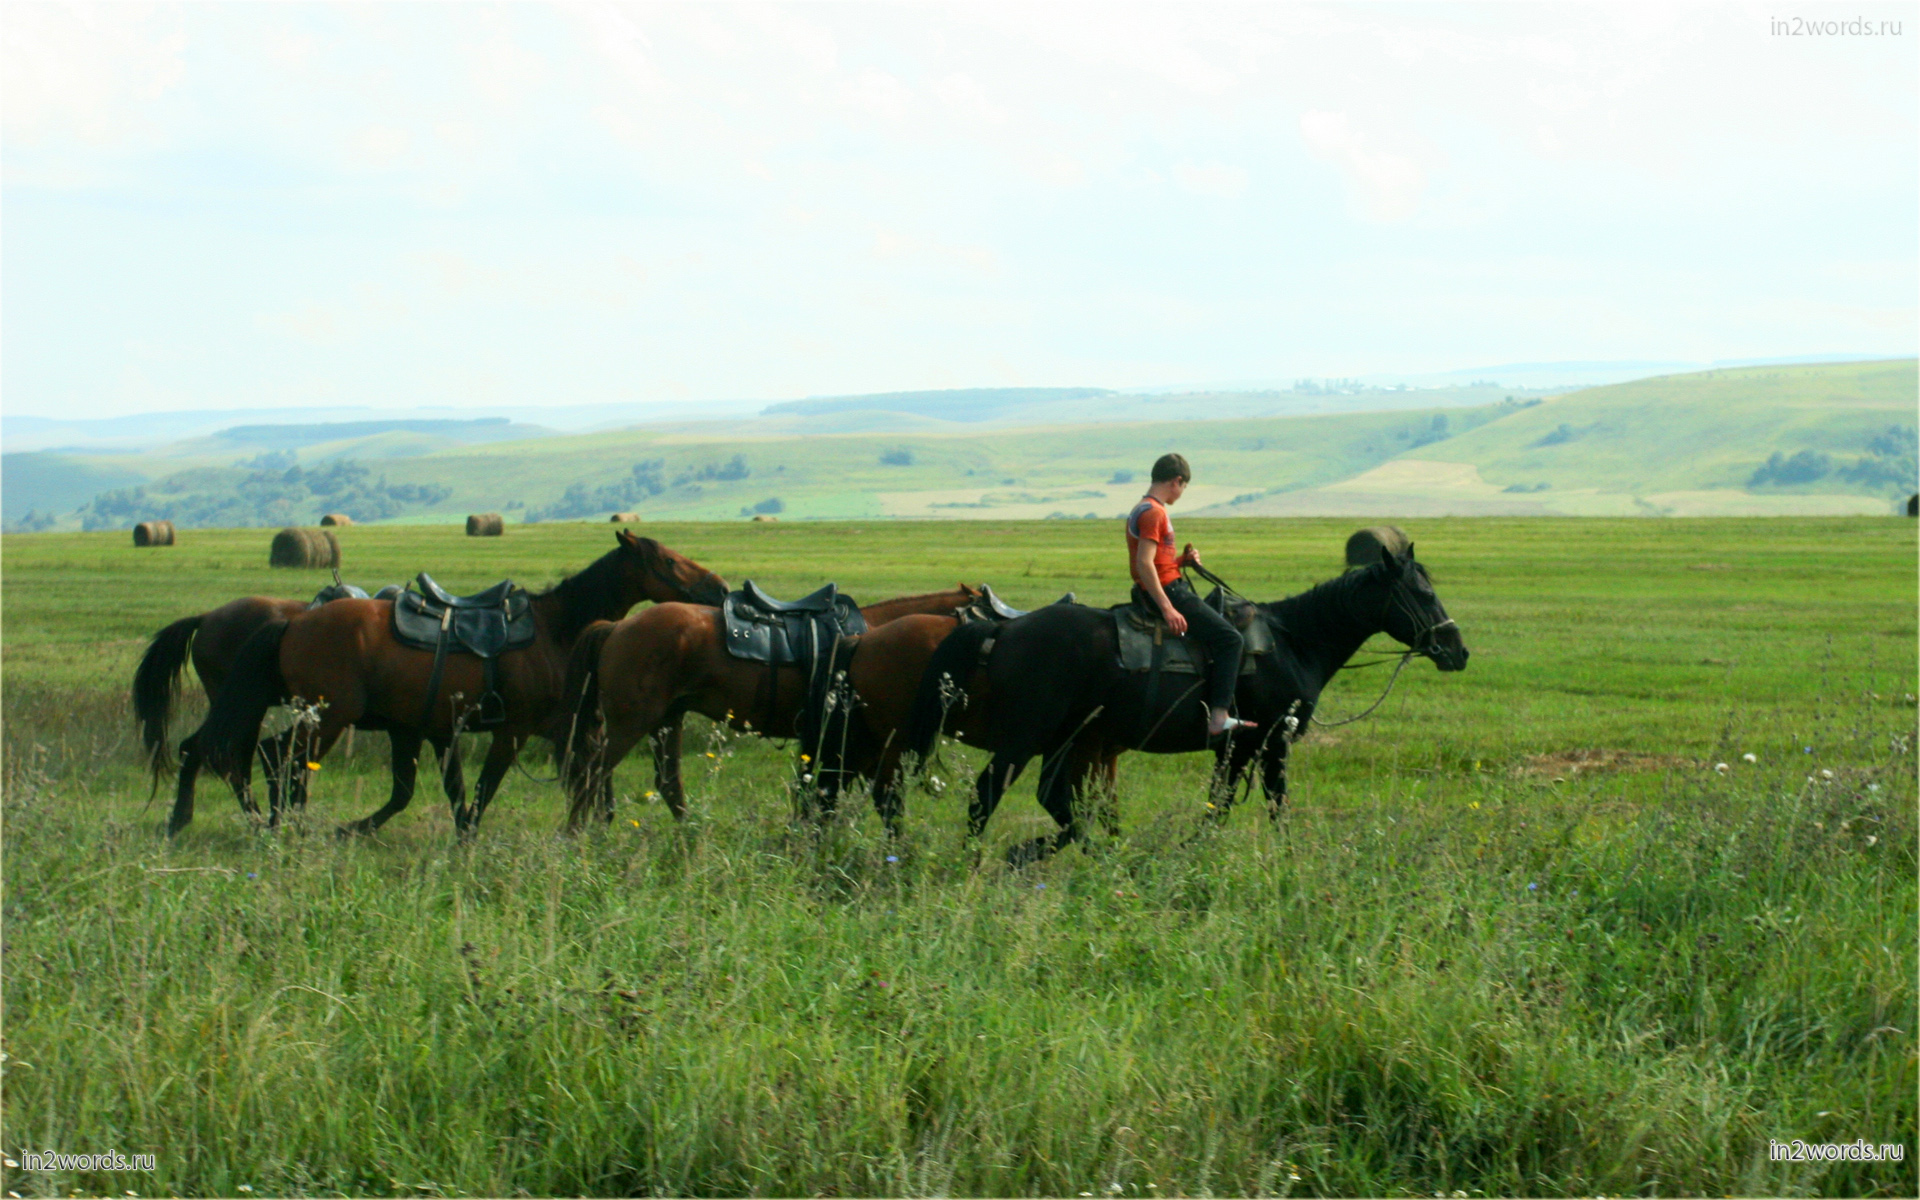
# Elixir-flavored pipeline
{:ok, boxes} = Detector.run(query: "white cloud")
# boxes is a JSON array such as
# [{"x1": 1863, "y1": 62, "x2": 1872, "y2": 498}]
[
  {"x1": 1172, "y1": 162, "x2": 1249, "y2": 200},
  {"x1": 841, "y1": 68, "x2": 913, "y2": 125},
  {"x1": 1298, "y1": 110, "x2": 1430, "y2": 223},
  {"x1": 346, "y1": 124, "x2": 414, "y2": 171},
  {"x1": 1, "y1": 4, "x2": 185, "y2": 146}
]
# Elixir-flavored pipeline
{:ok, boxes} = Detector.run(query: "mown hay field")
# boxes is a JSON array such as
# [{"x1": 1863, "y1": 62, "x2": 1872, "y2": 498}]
[{"x1": 2, "y1": 517, "x2": 1914, "y2": 1197}]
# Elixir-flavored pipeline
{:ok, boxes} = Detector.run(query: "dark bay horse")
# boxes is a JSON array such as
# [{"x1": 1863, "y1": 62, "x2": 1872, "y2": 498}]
[
  {"x1": 901, "y1": 545, "x2": 1469, "y2": 861},
  {"x1": 180, "y1": 532, "x2": 726, "y2": 837},
  {"x1": 558, "y1": 585, "x2": 987, "y2": 830}
]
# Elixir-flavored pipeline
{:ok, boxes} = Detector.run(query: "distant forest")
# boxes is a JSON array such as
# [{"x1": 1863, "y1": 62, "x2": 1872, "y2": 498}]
[{"x1": 57, "y1": 458, "x2": 451, "y2": 531}]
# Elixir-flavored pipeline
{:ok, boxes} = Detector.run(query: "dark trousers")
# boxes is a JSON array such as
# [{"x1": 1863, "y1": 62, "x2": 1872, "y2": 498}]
[{"x1": 1134, "y1": 576, "x2": 1244, "y2": 711}]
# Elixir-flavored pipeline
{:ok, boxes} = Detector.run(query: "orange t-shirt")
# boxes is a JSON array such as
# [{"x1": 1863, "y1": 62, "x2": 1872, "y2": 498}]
[{"x1": 1126, "y1": 496, "x2": 1180, "y2": 586}]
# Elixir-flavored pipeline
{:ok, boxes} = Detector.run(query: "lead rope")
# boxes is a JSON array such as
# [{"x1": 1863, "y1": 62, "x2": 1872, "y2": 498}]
[{"x1": 1309, "y1": 648, "x2": 1418, "y2": 728}]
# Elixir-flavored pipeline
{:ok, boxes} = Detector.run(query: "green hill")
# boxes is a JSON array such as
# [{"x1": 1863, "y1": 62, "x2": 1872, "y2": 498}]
[{"x1": 9, "y1": 361, "x2": 1914, "y2": 530}]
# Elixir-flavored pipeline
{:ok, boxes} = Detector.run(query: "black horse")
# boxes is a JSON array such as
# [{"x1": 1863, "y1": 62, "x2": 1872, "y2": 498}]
[{"x1": 901, "y1": 544, "x2": 1468, "y2": 861}]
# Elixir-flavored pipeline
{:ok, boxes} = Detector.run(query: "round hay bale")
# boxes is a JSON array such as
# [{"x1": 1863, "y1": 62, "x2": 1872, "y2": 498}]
[
  {"x1": 1344, "y1": 525, "x2": 1410, "y2": 570},
  {"x1": 132, "y1": 520, "x2": 175, "y2": 547},
  {"x1": 320, "y1": 513, "x2": 354, "y2": 527},
  {"x1": 269, "y1": 527, "x2": 340, "y2": 569},
  {"x1": 609, "y1": 512, "x2": 641, "y2": 523},
  {"x1": 467, "y1": 513, "x2": 505, "y2": 537},
  {"x1": 750, "y1": 514, "x2": 780, "y2": 523}
]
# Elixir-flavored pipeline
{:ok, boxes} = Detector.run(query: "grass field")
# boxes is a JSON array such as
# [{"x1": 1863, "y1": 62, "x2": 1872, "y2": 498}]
[{"x1": 2, "y1": 517, "x2": 1915, "y2": 1197}]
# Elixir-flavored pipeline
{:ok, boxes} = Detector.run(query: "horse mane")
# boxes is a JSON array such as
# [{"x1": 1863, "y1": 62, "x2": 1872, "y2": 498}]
[
  {"x1": 539, "y1": 544, "x2": 631, "y2": 642},
  {"x1": 1259, "y1": 562, "x2": 1380, "y2": 632}
]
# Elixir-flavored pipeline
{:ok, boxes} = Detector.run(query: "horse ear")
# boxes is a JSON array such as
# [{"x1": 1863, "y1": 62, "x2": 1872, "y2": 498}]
[
  {"x1": 1403, "y1": 541, "x2": 1416, "y2": 562},
  {"x1": 616, "y1": 529, "x2": 638, "y2": 548}
]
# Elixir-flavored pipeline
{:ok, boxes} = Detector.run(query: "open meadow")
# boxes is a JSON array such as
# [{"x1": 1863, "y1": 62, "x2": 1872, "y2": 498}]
[{"x1": 2, "y1": 517, "x2": 1915, "y2": 1197}]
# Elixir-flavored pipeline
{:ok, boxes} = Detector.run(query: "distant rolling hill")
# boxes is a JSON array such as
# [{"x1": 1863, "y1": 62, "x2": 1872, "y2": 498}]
[{"x1": 5, "y1": 361, "x2": 1913, "y2": 530}]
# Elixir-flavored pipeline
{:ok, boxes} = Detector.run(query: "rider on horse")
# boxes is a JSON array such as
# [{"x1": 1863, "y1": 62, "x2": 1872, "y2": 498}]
[{"x1": 1126, "y1": 453, "x2": 1256, "y2": 738}]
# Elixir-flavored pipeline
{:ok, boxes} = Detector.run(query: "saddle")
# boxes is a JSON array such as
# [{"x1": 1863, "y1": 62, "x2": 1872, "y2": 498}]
[
  {"x1": 723, "y1": 580, "x2": 868, "y2": 665},
  {"x1": 1111, "y1": 588, "x2": 1273, "y2": 677},
  {"x1": 309, "y1": 577, "x2": 404, "y2": 609},
  {"x1": 953, "y1": 584, "x2": 1077, "y2": 624},
  {"x1": 722, "y1": 580, "x2": 869, "y2": 737},
  {"x1": 391, "y1": 572, "x2": 537, "y2": 728}
]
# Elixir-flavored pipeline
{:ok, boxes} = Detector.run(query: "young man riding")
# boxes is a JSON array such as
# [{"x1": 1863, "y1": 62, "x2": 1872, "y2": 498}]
[{"x1": 1126, "y1": 453, "x2": 1255, "y2": 738}]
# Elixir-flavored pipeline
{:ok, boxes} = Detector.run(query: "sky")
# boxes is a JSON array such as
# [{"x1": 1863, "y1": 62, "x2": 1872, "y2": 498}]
[{"x1": 4, "y1": 1, "x2": 1916, "y2": 421}]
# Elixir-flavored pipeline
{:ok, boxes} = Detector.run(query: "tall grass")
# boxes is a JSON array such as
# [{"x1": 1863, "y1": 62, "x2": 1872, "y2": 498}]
[{"x1": 2, "y1": 678, "x2": 1911, "y2": 1197}]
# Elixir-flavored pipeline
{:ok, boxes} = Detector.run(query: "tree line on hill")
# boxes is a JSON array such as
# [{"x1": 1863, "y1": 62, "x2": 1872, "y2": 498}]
[
  {"x1": 67, "y1": 459, "x2": 451, "y2": 530},
  {"x1": 1748, "y1": 425, "x2": 1917, "y2": 491},
  {"x1": 524, "y1": 455, "x2": 752, "y2": 522}
]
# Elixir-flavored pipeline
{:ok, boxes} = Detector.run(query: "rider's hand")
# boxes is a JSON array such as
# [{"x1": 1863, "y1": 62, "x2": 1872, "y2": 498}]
[
  {"x1": 1179, "y1": 543, "x2": 1202, "y2": 568},
  {"x1": 1162, "y1": 606, "x2": 1189, "y2": 635}
]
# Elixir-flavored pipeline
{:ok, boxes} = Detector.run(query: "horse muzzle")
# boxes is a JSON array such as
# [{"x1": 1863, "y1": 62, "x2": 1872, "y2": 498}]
[{"x1": 1421, "y1": 620, "x2": 1469, "y2": 672}]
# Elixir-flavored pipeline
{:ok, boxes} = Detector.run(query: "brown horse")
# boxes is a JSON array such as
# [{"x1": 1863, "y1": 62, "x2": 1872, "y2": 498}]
[
  {"x1": 180, "y1": 531, "x2": 727, "y2": 837},
  {"x1": 133, "y1": 588, "x2": 466, "y2": 822},
  {"x1": 557, "y1": 585, "x2": 985, "y2": 829}
]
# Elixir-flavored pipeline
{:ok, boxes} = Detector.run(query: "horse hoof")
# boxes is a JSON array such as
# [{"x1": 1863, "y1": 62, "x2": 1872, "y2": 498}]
[{"x1": 1005, "y1": 837, "x2": 1055, "y2": 868}]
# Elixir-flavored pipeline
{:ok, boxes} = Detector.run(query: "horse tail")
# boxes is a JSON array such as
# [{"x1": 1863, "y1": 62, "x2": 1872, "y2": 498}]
[
  {"x1": 903, "y1": 620, "x2": 997, "y2": 768},
  {"x1": 560, "y1": 620, "x2": 617, "y2": 793},
  {"x1": 801, "y1": 633, "x2": 864, "y2": 790},
  {"x1": 198, "y1": 620, "x2": 289, "y2": 780},
  {"x1": 132, "y1": 614, "x2": 201, "y2": 781}
]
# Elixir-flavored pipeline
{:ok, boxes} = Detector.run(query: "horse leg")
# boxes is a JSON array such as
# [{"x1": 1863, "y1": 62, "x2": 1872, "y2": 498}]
[
  {"x1": 462, "y1": 733, "x2": 526, "y2": 835},
  {"x1": 338, "y1": 727, "x2": 425, "y2": 836},
  {"x1": 650, "y1": 717, "x2": 685, "y2": 821},
  {"x1": 167, "y1": 732, "x2": 208, "y2": 836},
  {"x1": 434, "y1": 734, "x2": 469, "y2": 828},
  {"x1": 1209, "y1": 736, "x2": 1260, "y2": 825},
  {"x1": 968, "y1": 752, "x2": 1029, "y2": 840},
  {"x1": 1090, "y1": 749, "x2": 1121, "y2": 839},
  {"x1": 262, "y1": 719, "x2": 345, "y2": 827},
  {"x1": 871, "y1": 740, "x2": 906, "y2": 837},
  {"x1": 257, "y1": 721, "x2": 297, "y2": 821},
  {"x1": 1261, "y1": 735, "x2": 1292, "y2": 821},
  {"x1": 1012, "y1": 744, "x2": 1088, "y2": 865}
]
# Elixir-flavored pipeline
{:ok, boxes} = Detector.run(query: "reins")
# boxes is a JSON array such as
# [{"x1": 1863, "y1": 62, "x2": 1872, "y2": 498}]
[{"x1": 1309, "y1": 570, "x2": 1456, "y2": 728}]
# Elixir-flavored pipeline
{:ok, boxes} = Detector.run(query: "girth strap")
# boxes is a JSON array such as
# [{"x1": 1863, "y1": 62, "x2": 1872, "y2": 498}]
[{"x1": 417, "y1": 607, "x2": 453, "y2": 730}]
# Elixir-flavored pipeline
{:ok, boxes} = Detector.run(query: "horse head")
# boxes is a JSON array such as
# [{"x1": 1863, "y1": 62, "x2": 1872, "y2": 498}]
[
  {"x1": 1369, "y1": 543, "x2": 1468, "y2": 671},
  {"x1": 615, "y1": 530, "x2": 729, "y2": 607}
]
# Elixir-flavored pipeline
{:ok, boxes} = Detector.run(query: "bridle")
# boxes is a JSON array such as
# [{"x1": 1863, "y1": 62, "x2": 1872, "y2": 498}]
[
  {"x1": 1312, "y1": 563, "x2": 1455, "y2": 729},
  {"x1": 1385, "y1": 566, "x2": 1457, "y2": 660}
]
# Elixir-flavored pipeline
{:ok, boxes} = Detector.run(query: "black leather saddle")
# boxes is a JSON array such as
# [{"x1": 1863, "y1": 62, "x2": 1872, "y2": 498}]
[
  {"x1": 1112, "y1": 588, "x2": 1273, "y2": 677},
  {"x1": 723, "y1": 580, "x2": 869, "y2": 737},
  {"x1": 954, "y1": 584, "x2": 1077, "y2": 624},
  {"x1": 723, "y1": 580, "x2": 867, "y2": 666},
  {"x1": 391, "y1": 572, "x2": 537, "y2": 728}
]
